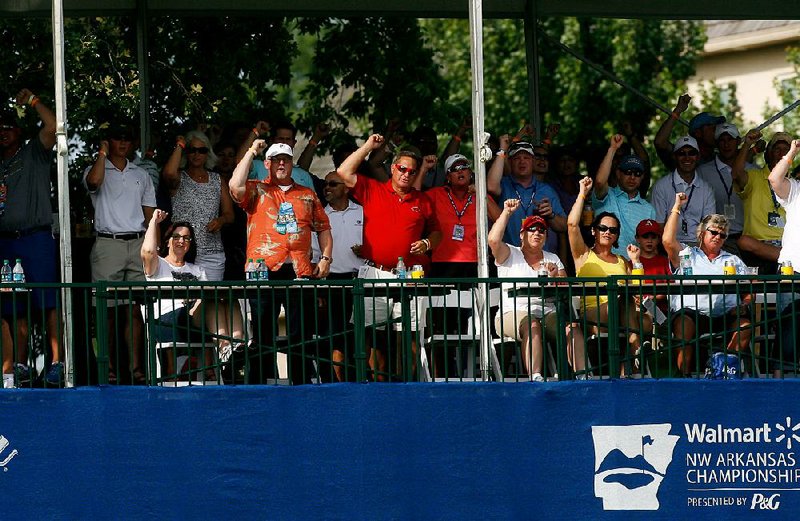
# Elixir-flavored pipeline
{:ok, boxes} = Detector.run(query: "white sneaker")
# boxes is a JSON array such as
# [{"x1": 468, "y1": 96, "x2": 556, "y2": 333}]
[{"x1": 531, "y1": 373, "x2": 544, "y2": 382}]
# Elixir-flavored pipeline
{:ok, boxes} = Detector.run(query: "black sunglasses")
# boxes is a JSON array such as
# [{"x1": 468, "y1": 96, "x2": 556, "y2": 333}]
[
  {"x1": 676, "y1": 150, "x2": 699, "y2": 158},
  {"x1": 621, "y1": 169, "x2": 643, "y2": 178},
  {"x1": 524, "y1": 225, "x2": 548, "y2": 234},
  {"x1": 595, "y1": 224, "x2": 620, "y2": 235},
  {"x1": 448, "y1": 163, "x2": 471, "y2": 173},
  {"x1": 186, "y1": 146, "x2": 209, "y2": 154},
  {"x1": 325, "y1": 181, "x2": 344, "y2": 187},
  {"x1": 706, "y1": 229, "x2": 728, "y2": 239}
]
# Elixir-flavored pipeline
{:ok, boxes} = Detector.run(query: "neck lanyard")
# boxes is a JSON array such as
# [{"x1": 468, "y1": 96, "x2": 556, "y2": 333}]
[
  {"x1": 446, "y1": 188, "x2": 474, "y2": 224},
  {"x1": 714, "y1": 158, "x2": 733, "y2": 203},
  {"x1": 768, "y1": 178, "x2": 781, "y2": 211},
  {"x1": 513, "y1": 179, "x2": 537, "y2": 214},
  {"x1": 671, "y1": 172, "x2": 696, "y2": 214}
]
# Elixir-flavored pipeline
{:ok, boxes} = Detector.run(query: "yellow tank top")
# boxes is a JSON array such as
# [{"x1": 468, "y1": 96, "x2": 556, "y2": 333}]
[{"x1": 576, "y1": 250, "x2": 628, "y2": 310}]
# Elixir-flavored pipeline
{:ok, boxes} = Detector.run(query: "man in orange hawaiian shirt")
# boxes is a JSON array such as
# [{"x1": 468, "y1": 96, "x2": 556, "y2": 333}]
[{"x1": 230, "y1": 139, "x2": 332, "y2": 384}]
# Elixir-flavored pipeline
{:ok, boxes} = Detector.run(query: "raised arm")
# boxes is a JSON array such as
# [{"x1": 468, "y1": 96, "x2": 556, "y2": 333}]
[
  {"x1": 161, "y1": 135, "x2": 185, "y2": 194},
  {"x1": 487, "y1": 134, "x2": 510, "y2": 198},
  {"x1": 733, "y1": 129, "x2": 760, "y2": 192},
  {"x1": 654, "y1": 94, "x2": 690, "y2": 167},
  {"x1": 594, "y1": 134, "x2": 624, "y2": 199},
  {"x1": 568, "y1": 177, "x2": 593, "y2": 262},
  {"x1": 662, "y1": 192, "x2": 688, "y2": 267},
  {"x1": 769, "y1": 139, "x2": 800, "y2": 200},
  {"x1": 297, "y1": 122, "x2": 330, "y2": 171},
  {"x1": 488, "y1": 199, "x2": 518, "y2": 265},
  {"x1": 415, "y1": 155, "x2": 437, "y2": 191},
  {"x1": 338, "y1": 134, "x2": 384, "y2": 188},
  {"x1": 84, "y1": 140, "x2": 109, "y2": 192},
  {"x1": 229, "y1": 138, "x2": 266, "y2": 202},
  {"x1": 16, "y1": 88, "x2": 56, "y2": 150},
  {"x1": 141, "y1": 209, "x2": 168, "y2": 277},
  {"x1": 236, "y1": 121, "x2": 270, "y2": 163}
]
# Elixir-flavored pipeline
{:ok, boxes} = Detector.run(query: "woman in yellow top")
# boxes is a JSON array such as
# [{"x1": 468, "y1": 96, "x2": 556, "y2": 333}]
[{"x1": 568, "y1": 177, "x2": 652, "y2": 374}]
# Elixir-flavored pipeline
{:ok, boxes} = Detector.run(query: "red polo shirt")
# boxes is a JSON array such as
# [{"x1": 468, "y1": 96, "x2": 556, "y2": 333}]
[
  {"x1": 351, "y1": 175, "x2": 439, "y2": 269},
  {"x1": 426, "y1": 186, "x2": 478, "y2": 263}
]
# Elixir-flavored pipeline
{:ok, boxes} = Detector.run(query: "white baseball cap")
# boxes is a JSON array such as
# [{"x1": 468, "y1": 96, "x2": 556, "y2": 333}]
[
  {"x1": 673, "y1": 135, "x2": 700, "y2": 153},
  {"x1": 714, "y1": 123, "x2": 740, "y2": 140},
  {"x1": 444, "y1": 154, "x2": 470, "y2": 172},
  {"x1": 265, "y1": 143, "x2": 294, "y2": 159}
]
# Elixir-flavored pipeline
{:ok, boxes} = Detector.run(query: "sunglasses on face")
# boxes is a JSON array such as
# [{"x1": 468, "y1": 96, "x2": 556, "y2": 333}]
[
  {"x1": 448, "y1": 163, "x2": 471, "y2": 173},
  {"x1": 621, "y1": 169, "x2": 643, "y2": 178},
  {"x1": 595, "y1": 224, "x2": 620, "y2": 235},
  {"x1": 325, "y1": 181, "x2": 344, "y2": 187},
  {"x1": 525, "y1": 226, "x2": 547, "y2": 235},
  {"x1": 676, "y1": 150, "x2": 699, "y2": 158},
  {"x1": 170, "y1": 234, "x2": 192, "y2": 242},
  {"x1": 186, "y1": 146, "x2": 209, "y2": 154},
  {"x1": 640, "y1": 233, "x2": 659, "y2": 240},
  {"x1": 394, "y1": 164, "x2": 418, "y2": 176},
  {"x1": 706, "y1": 229, "x2": 728, "y2": 239}
]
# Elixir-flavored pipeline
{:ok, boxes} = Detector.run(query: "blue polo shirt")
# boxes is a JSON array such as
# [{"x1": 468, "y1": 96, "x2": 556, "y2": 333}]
[
  {"x1": 592, "y1": 186, "x2": 656, "y2": 258},
  {"x1": 498, "y1": 176, "x2": 565, "y2": 252},
  {"x1": 249, "y1": 161, "x2": 315, "y2": 190}
]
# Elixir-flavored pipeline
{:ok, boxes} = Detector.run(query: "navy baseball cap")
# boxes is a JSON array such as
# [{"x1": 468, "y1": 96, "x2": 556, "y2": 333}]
[{"x1": 689, "y1": 112, "x2": 725, "y2": 134}]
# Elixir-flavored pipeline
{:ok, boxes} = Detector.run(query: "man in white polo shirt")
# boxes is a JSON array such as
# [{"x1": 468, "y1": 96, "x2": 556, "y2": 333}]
[
  {"x1": 83, "y1": 122, "x2": 157, "y2": 384},
  {"x1": 312, "y1": 171, "x2": 364, "y2": 381}
]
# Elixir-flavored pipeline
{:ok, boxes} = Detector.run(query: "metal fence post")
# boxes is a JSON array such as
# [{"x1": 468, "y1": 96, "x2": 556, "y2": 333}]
[
  {"x1": 94, "y1": 281, "x2": 109, "y2": 385},
  {"x1": 352, "y1": 278, "x2": 367, "y2": 382},
  {"x1": 607, "y1": 276, "x2": 620, "y2": 377}
]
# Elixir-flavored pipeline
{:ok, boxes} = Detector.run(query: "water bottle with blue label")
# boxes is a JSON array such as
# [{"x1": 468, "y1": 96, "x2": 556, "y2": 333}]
[{"x1": 680, "y1": 252, "x2": 693, "y2": 276}]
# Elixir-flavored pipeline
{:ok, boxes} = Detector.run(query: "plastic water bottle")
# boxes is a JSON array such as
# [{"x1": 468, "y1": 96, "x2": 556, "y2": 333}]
[
  {"x1": 0, "y1": 259, "x2": 11, "y2": 289},
  {"x1": 680, "y1": 252, "x2": 693, "y2": 276},
  {"x1": 537, "y1": 260, "x2": 548, "y2": 278},
  {"x1": 257, "y1": 259, "x2": 269, "y2": 281},
  {"x1": 245, "y1": 258, "x2": 257, "y2": 281},
  {"x1": 12, "y1": 258, "x2": 24, "y2": 284},
  {"x1": 395, "y1": 257, "x2": 407, "y2": 279}
]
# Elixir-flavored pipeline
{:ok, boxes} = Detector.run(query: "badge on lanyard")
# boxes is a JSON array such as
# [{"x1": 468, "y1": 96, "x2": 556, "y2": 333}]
[
  {"x1": 452, "y1": 223, "x2": 465, "y2": 241},
  {"x1": 681, "y1": 220, "x2": 688, "y2": 235},
  {"x1": 276, "y1": 201, "x2": 297, "y2": 235},
  {"x1": 723, "y1": 203, "x2": 736, "y2": 220},
  {"x1": 0, "y1": 183, "x2": 6, "y2": 216},
  {"x1": 768, "y1": 212, "x2": 785, "y2": 228}
]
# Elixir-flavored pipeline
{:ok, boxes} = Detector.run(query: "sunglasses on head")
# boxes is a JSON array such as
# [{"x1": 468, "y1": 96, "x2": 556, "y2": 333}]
[
  {"x1": 706, "y1": 229, "x2": 728, "y2": 239},
  {"x1": 595, "y1": 224, "x2": 620, "y2": 235},
  {"x1": 170, "y1": 234, "x2": 192, "y2": 242},
  {"x1": 676, "y1": 150, "x2": 699, "y2": 158},
  {"x1": 640, "y1": 233, "x2": 659, "y2": 240},
  {"x1": 621, "y1": 169, "x2": 643, "y2": 178},
  {"x1": 186, "y1": 146, "x2": 209, "y2": 154},
  {"x1": 394, "y1": 164, "x2": 418, "y2": 176},
  {"x1": 325, "y1": 181, "x2": 344, "y2": 187}
]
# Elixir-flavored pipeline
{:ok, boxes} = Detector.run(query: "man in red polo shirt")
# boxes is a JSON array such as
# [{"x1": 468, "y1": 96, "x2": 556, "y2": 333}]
[{"x1": 338, "y1": 134, "x2": 441, "y2": 380}]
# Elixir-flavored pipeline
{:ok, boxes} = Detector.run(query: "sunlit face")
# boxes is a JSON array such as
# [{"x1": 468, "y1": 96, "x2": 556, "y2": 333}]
[
  {"x1": 593, "y1": 216, "x2": 620, "y2": 248},
  {"x1": 186, "y1": 138, "x2": 208, "y2": 168},
  {"x1": 391, "y1": 156, "x2": 419, "y2": 191},
  {"x1": 716, "y1": 133, "x2": 740, "y2": 161},
  {"x1": 701, "y1": 225, "x2": 727, "y2": 254},
  {"x1": 674, "y1": 146, "x2": 699, "y2": 175},
  {"x1": 520, "y1": 225, "x2": 547, "y2": 251},
  {"x1": 168, "y1": 226, "x2": 193, "y2": 258},
  {"x1": 268, "y1": 154, "x2": 294, "y2": 184}
]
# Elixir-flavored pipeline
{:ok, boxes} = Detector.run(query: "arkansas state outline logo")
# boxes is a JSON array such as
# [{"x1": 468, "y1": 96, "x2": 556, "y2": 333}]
[{"x1": 591, "y1": 424, "x2": 679, "y2": 510}]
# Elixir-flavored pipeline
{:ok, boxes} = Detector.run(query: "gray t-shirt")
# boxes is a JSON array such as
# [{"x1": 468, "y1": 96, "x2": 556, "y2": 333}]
[{"x1": 0, "y1": 137, "x2": 53, "y2": 231}]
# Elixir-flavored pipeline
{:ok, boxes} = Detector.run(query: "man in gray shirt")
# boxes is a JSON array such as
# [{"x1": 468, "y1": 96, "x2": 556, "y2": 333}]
[{"x1": 0, "y1": 88, "x2": 61, "y2": 387}]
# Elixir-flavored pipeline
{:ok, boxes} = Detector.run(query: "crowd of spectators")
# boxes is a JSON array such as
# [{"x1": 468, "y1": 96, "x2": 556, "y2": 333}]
[{"x1": 3, "y1": 87, "x2": 800, "y2": 385}]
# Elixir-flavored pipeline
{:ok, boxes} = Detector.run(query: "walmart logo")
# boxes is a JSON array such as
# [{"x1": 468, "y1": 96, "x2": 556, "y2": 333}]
[
  {"x1": 774, "y1": 417, "x2": 800, "y2": 450},
  {"x1": 0, "y1": 435, "x2": 18, "y2": 471}
]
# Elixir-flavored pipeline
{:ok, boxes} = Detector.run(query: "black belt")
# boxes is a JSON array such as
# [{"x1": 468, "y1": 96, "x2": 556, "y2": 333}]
[
  {"x1": 97, "y1": 231, "x2": 144, "y2": 240},
  {"x1": 0, "y1": 224, "x2": 51, "y2": 239}
]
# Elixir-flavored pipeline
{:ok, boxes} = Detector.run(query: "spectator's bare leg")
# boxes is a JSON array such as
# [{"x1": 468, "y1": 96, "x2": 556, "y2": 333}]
[
  {"x1": 672, "y1": 315, "x2": 696, "y2": 376},
  {"x1": 520, "y1": 317, "x2": 543, "y2": 377},
  {"x1": 566, "y1": 322, "x2": 586, "y2": 373},
  {"x1": 46, "y1": 308, "x2": 62, "y2": 363}
]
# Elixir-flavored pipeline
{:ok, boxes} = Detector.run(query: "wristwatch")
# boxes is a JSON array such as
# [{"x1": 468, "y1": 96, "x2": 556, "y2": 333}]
[{"x1": 320, "y1": 255, "x2": 332, "y2": 262}]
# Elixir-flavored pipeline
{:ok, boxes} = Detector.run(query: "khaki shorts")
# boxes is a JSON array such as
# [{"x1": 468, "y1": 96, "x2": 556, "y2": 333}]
[
  {"x1": 91, "y1": 236, "x2": 146, "y2": 307},
  {"x1": 358, "y1": 265, "x2": 427, "y2": 331},
  {"x1": 495, "y1": 309, "x2": 560, "y2": 343}
]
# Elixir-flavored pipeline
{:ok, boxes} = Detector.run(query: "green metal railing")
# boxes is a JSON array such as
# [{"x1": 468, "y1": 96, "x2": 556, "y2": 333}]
[{"x1": 0, "y1": 275, "x2": 798, "y2": 386}]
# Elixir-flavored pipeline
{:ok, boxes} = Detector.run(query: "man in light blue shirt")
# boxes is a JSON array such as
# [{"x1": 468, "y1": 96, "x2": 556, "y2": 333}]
[{"x1": 592, "y1": 134, "x2": 656, "y2": 258}]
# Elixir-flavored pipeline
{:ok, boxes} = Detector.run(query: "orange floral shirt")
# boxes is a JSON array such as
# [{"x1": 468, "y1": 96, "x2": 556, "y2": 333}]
[{"x1": 239, "y1": 180, "x2": 330, "y2": 277}]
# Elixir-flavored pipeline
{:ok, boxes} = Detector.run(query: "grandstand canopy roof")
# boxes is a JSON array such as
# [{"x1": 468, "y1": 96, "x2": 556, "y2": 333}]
[{"x1": 0, "y1": 0, "x2": 797, "y2": 20}]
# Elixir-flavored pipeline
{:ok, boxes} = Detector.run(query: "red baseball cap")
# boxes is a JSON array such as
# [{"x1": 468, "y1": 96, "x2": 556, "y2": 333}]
[
  {"x1": 521, "y1": 215, "x2": 548, "y2": 232},
  {"x1": 636, "y1": 219, "x2": 661, "y2": 237}
]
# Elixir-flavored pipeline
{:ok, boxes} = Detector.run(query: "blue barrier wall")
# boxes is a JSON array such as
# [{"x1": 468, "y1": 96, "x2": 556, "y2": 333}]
[{"x1": 1, "y1": 381, "x2": 799, "y2": 519}]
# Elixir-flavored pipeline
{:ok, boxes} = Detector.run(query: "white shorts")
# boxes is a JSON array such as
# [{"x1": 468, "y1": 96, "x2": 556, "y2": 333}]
[{"x1": 358, "y1": 265, "x2": 427, "y2": 331}]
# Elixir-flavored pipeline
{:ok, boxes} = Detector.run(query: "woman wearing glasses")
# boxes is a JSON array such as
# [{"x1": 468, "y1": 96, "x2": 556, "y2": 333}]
[
  {"x1": 489, "y1": 199, "x2": 586, "y2": 381},
  {"x1": 663, "y1": 193, "x2": 751, "y2": 377},
  {"x1": 569, "y1": 177, "x2": 650, "y2": 375},
  {"x1": 141, "y1": 209, "x2": 243, "y2": 381},
  {"x1": 162, "y1": 129, "x2": 235, "y2": 281}
]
